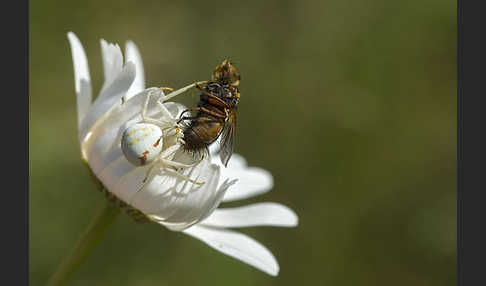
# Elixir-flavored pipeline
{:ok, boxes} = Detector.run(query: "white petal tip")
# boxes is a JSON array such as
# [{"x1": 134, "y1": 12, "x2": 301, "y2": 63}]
[
  {"x1": 201, "y1": 202, "x2": 298, "y2": 228},
  {"x1": 67, "y1": 31, "x2": 92, "y2": 127},
  {"x1": 125, "y1": 40, "x2": 136, "y2": 50},
  {"x1": 277, "y1": 204, "x2": 299, "y2": 227},
  {"x1": 269, "y1": 268, "x2": 279, "y2": 276},
  {"x1": 222, "y1": 167, "x2": 274, "y2": 202},
  {"x1": 183, "y1": 226, "x2": 280, "y2": 276}
]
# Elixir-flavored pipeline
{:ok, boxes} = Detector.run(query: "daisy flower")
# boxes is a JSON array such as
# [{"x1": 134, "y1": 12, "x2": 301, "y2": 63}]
[{"x1": 67, "y1": 32, "x2": 298, "y2": 276}]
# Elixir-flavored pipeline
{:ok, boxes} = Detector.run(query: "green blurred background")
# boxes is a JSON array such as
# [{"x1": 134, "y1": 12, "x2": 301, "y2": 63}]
[{"x1": 29, "y1": 0, "x2": 456, "y2": 285}]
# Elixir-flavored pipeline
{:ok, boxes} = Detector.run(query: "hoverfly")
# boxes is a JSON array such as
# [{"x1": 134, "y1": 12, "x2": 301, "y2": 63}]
[{"x1": 178, "y1": 59, "x2": 241, "y2": 167}]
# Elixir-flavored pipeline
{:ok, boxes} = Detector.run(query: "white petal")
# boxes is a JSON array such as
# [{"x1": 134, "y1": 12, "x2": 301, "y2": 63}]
[
  {"x1": 208, "y1": 141, "x2": 220, "y2": 155},
  {"x1": 141, "y1": 150, "x2": 236, "y2": 230},
  {"x1": 183, "y1": 225, "x2": 279, "y2": 276},
  {"x1": 83, "y1": 88, "x2": 164, "y2": 174},
  {"x1": 96, "y1": 155, "x2": 148, "y2": 200},
  {"x1": 78, "y1": 62, "x2": 136, "y2": 143},
  {"x1": 93, "y1": 151, "x2": 229, "y2": 231},
  {"x1": 82, "y1": 88, "x2": 224, "y2": 230},
  {"x1": 208, "y1": 143, "x2": 247, "y2": 169},
  {"x1": 82, "y1": 88, "x2": 184, "y2": 171},
  {"x1": 131, "y1": 157, "x2": 224, "y2": 231},
  {"x1": 125, "y1": 41, "x2": 145, "y2": 99},
  {"x1": 67, "y1": 32, "x2": 92, "y2": 128},
  {"x1": 200, "y1": 203, "x2": 298, "y2": 228},
  {"x1": 100, "y1": 39, "x2": 123, "y2": 93},
  {"x1": 209, "y1": 153, "x2": 273, "y2": 202},
  {"x1": 221, "y1": 166, "x2": 274, "y2": 202},
  {"x1": 221, "y1": 153, "x2": 248, "y2": 169}
]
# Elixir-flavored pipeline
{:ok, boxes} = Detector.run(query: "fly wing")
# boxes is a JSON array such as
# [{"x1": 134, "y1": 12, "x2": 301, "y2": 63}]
[{"x1": 219, "y1": 109, "x2": 237, "y2": 167}]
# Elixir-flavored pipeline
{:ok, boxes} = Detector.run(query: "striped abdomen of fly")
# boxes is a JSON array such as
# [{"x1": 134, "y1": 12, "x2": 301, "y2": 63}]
[
  {"x1": 179, "y1": 77, "x2": 239, "y2": 166},
  {"x1": 182, "y1": 103, "x2": 226, "y2": 151},
  {"x1": 181, "y1": 83, "x2": 229, "y2": 152}
]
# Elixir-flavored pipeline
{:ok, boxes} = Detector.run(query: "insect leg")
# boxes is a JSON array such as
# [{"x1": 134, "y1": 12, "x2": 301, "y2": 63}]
[
  {"x1": 141, "y1": 163, "x2": 157, "y2": 183},
  {"x1": 160, "y1": 87, "x2": 174, "y2": 93},
  {"x1": 194, "y1": 83, "x2": 231, "y2": 108},
  {"x1": 134, "y1": 143, "x2": 197, "y2": 194},
  {"x1": 139, "y1": 143, "x2": 179, "y2": 184},
  {"x1": 158, "y1": 143, "x2": 202, "y2": 168},
  {"x1": 176, "y1": 107, "x2": 203, "y2": 124},
  {"x1": 160, "y1": 158, "x2": 202, "y2": 169},
  {"x1": 177, "y1": 107, "x2": 226, "y2": 121},
  {"x1": 163, "y1": 81, "x2": 209, "y2": 101},
  {"x1": 142, "y1": 87, "x2": 173, "y2": 117},
  {"x1": 176, "y1": 116, "x2": 199, "y2": 124},
  {"x1": 163, "y1": 168, "x2": 205, "y2": 185},
  {"x1": 158, "y1": 144, "x2": 181, "y2": 160},
  {"x1": 155, "y1": 100, "x2": 177, "y2": 123},
  {"x1": 142, "y1": 89, "x2": 156, "y2": 121},
  {"x1": 141, "y1": 89, "x2": 175, "y2": 127},
  {"x1": 196, "y1": 107, "x2": 226, "y2": 118}
]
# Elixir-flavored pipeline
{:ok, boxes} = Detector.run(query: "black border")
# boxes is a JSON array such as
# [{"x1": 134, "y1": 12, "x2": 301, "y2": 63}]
[
  {"x1": 458, "y1": 0, "x2": 486, "y2": 285},
  {"x1": 4, "y1": 0, "x2": 28, "y2": 284}
]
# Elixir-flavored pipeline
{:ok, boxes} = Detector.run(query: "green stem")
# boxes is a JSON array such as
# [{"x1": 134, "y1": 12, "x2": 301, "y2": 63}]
[{"x1": 47, "y1": 201, "x2": 121, "y2": 286}]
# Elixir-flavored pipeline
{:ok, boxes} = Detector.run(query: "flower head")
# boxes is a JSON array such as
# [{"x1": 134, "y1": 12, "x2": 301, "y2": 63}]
[{"x1": 68, "y1": 32, "x2": 298, "y2": 276}]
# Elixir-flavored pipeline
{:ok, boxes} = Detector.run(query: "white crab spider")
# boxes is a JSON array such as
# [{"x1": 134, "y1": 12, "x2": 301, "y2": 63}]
[{"x1": 121, "y1": 84, "x2": 206, "y2": 186}]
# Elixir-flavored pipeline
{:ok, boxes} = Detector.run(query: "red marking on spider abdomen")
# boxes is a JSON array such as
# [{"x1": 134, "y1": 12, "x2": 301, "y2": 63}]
[{"x1": 139, "y1": 150, "x2": 149, "y2": 165}]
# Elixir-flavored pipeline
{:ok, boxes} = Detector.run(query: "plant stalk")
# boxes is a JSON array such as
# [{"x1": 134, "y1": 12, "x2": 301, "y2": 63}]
[{"x1": 47, "y1": 201, "x2": 120, "y2": 286}]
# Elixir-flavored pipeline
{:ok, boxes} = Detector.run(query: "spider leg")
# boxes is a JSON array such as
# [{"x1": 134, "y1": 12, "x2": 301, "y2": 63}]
[
  {"x1": 163, "y1": 81, "x2": 209, "y2": 101},
  {"x1": 163, "y1": 168, "x2": 205, "y2": 185}
]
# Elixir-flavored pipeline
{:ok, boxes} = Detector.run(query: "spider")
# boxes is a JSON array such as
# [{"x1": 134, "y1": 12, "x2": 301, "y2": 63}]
[{"x1": 121, "y1": 83, "x2": 208, "y2": 187}]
